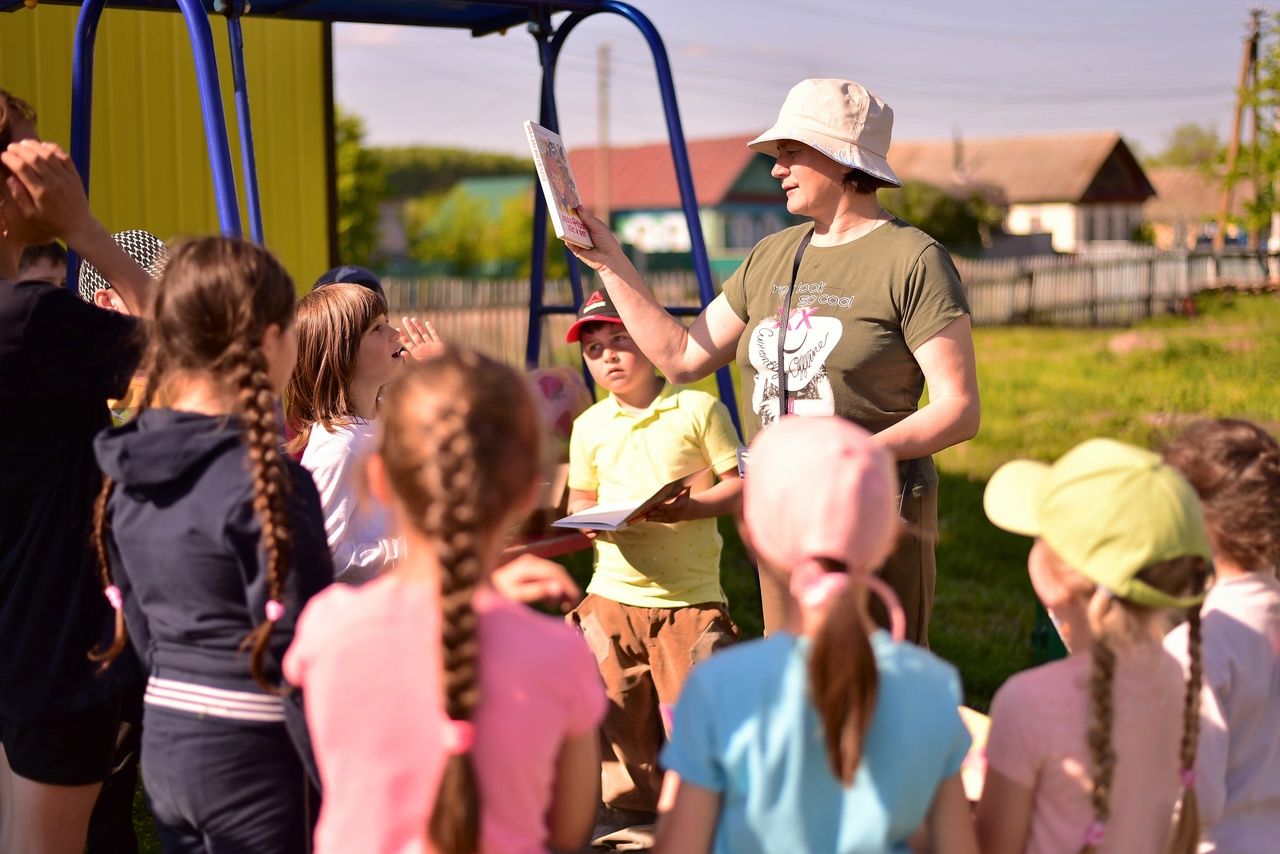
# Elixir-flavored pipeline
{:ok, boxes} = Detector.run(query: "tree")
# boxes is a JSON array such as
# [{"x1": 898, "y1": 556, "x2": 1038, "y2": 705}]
[
  {"x1": 1144, "y1": 123, "x2": 1226, "y2": 172},
  {"x1": 880, "y1": 181, "x2": 1004, "y2": 253},
  {"x1": 373, "y1": 146, "x2": 533, "y2": 199},
  {"x1": 335, "y1": 108, "x2": 386, "y2": 266}
]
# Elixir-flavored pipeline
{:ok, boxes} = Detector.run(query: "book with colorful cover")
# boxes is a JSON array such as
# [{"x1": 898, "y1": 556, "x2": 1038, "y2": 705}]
[{"x1": 523, "y1": 120, "x2": 593, "y2": 249}]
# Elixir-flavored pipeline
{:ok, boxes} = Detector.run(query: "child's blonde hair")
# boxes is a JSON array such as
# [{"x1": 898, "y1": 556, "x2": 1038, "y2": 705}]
[
  {"x1": 376, "y1": 348, "x2": 542, "y2": 853},
  {"x1": 285, "y1": 282, "x2": 389, "y2": 454}
]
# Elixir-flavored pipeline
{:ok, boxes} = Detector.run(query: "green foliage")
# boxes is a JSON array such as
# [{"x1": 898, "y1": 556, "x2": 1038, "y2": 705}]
[
  {"x1": 335, "y1": 108, "x2": 386, "y2": 266},
  {"x1": 373, "y1": 146, "x2": 533, "y2": 199},
  {"x1": 1144, "y1": 122, "x2": 1226, "y2": 171},
  {"x1": 1241, "y1": 14, "x2": 1280, "y2": 234},
  {"x1": 403, "y1": 187, "x2": 570, "y2": 279},
  {"x1": 880, "y1": 180, "x2": 1005, "y2": 253}
]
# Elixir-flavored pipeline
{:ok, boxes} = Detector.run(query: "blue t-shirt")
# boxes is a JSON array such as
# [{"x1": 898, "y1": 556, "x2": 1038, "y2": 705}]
[{"x1": 661, "y1": 631, "x2": 970, "y2": 854}]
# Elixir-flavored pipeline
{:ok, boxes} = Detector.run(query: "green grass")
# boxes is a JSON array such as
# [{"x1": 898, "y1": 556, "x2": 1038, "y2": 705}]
[{"x1": 564, "y1": 291, "x2": 1280, "y2": 711}]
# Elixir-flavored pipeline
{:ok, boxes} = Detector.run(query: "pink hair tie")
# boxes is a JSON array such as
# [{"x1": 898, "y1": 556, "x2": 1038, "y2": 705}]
[
  {"x1": 1083, "y1": 820, "x2": 1105, "y2": 847},
  {"x1": 442, "y1": 720, "x2": 475, "y2": 755},
  {"x1": 104, "y1": 585, "x2": 123, "y2": 611},
  {"x1": 265, "y1": 600, "x2": 285, "y2": 622},
  {"x1": 1180, "y1": 767, "x2": 1196, "y2": 789},
  {"x1": 790, "y1": 562, "x2": 850, "y2": 610}
]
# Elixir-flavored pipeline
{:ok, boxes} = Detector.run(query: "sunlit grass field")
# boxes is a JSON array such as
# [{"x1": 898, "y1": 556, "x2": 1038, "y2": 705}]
[{"x1": 563, "y1": 290, "x2": 1280, "y2": 710}]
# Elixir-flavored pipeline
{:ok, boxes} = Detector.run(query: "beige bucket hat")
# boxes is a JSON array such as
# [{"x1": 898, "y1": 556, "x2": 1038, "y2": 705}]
[{"x1": 748, "y1": 79, "x2": 901, "y2": 188}]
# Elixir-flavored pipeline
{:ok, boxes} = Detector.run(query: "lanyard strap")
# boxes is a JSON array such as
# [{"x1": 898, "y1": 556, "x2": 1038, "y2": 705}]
[{"x1": 776, "y1": 228, "x2": 814, "y2": 415}]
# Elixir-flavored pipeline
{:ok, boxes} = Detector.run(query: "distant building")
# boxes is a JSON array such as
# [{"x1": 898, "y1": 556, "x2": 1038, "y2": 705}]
[
  {"x1": 1143, "y1": 167, "x2": 1253, "y2": 250},
  {"x1": 890, "y1": 132, "x2": 1155, "y2": 253},
  {"x1": 569, "y1": 135, "x2": 799, "y2": 275}
]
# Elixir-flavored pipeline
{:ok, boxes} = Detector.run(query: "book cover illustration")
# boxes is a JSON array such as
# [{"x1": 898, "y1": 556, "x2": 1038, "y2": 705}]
[
  {"x1": 523, "y1": 120, "x2": 594, "y2": 249},
  {"x1": 552, "y1": 466, "x2": 711, "y2": 532}
]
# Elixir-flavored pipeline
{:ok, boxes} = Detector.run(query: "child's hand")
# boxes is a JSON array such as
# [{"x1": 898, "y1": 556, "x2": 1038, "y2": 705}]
[
  {"x1": 492, "y1": 554, "x2": 582, "y2": 612},
  {"x1": 399, "y1": 316, "x2": 444, "y2": 361},
  {"x1": 1, "y1": 139, "x2": 96, "y2": 245},
  {"x1": 644, "y1": 487, "x2": 694, "y2": 524}
]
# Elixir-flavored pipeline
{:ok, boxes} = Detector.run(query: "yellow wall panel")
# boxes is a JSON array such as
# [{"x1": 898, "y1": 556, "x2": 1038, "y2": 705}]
[{"x1": 0, "y1": 5, "x2": 330, "y2": 286}]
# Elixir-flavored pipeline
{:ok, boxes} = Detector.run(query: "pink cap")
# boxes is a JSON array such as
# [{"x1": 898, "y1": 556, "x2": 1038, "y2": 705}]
[{"x1": 745, "y1": 417, "x2": 899, "y2": 578}]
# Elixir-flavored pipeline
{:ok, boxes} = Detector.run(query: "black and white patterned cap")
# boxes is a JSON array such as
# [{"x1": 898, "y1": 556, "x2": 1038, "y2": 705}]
[{"x1": 77, "y1": 229, "x2": 169, "y2": 301}]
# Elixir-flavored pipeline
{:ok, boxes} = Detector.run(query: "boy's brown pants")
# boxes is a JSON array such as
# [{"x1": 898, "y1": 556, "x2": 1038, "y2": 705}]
[
  {"x1": 568, "y1": 594, "x2": 738, "y2": 813},
  {"x1": 757, "y1": 485, "x2": 938, "y2": 646}
]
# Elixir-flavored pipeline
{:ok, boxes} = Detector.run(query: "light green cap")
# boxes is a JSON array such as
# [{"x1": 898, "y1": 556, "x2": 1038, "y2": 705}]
[{"x1": 984, "y1": 438, "x2": 1211, "y2": 609}]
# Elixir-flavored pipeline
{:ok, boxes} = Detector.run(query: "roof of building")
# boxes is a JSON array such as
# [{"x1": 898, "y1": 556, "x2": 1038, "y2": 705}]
[
  {"x1": 889, "y1": 132, "x2": 1154, "y2": 204},
  {"x1": 569, "y1": 134, "x2": 766, "y2": 211},
  {"x1": 570, "y1": 130, "x2": 1156, "y2": 212},
  {"x1": 1144, "y1": 166, "x2": 1253, "y2": 222}
]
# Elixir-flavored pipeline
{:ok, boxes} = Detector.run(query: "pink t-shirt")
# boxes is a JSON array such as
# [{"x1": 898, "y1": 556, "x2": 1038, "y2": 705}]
[
  {"x1": 284, "y1": 576, "x2": 606, "y2": 854},
  {"x1": 986, "y1": 643, "x2": 1186, "y2": 854}
]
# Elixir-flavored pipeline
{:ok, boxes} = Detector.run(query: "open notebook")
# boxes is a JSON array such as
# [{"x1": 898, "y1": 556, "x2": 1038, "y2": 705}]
[{"x1": 551, "y1": 466, "x2": 711, "y2": 532}]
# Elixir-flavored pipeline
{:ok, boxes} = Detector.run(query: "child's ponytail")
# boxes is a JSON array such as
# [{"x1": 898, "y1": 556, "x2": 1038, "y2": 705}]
[
  {"x1": 1080, "y1": 619, "x2": 1117, "y2": 854},
  {"x1": 808, "y1": 567, "x2": 878, "y2": 784}
]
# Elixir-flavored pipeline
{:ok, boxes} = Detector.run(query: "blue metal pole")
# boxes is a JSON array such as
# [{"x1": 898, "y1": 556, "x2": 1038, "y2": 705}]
[
  {"x1": 523, "y1": 15, "x2": 555, "y2": 369},
  {"x1": 225, "y1": 10, "x2": 264, "y2": 243},
  {"x1": 176, "y1": 0, "x2": 242, "y2": 237},
  {"x1": 598, "y1": 1, "x2": 741, "y2": 436},
  {"x1": 67, "y1": 0, "x2": 110, "y2": 290}
]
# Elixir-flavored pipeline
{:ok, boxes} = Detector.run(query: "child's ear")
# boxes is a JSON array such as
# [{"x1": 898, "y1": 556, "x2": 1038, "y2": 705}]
[
  {"x1": 365, "y1": 452, "x2": 392, "y2": 506},
  {"x1": 93, "y1": 288, "x2": 124, "y2": 313},
  {"x1": 1027, "y1": 539, "x2": 1080, "y2": 609}
]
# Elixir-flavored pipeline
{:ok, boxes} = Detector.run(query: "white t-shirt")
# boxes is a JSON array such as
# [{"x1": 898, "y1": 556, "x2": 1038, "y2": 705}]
[
  {"x1": 300, "y1": 420, "x2": 399, "y2": 583},
  {"x1": 1165, "y1": 571, "x2": 1280, "y2": 853}
]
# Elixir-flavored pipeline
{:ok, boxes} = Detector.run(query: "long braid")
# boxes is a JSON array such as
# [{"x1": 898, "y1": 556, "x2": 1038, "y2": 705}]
[
  {"x1": 1166, "y1": 599, "x2": 1204, "y2": 853},
  {"x1": 88, "y1": 475, "x2": 127, "y2": 666},
  {"x1": 227, "y1": 340, "x2": 294, "y2": 693},
  {"x1": 1080, "y1": 635, "x2": 1117, "y2": 854},
  {"x1": 379, "y1": 349, "x2": 542, "y2": 854},
  {"x1": 424, "y1": 397, "x2": 485, "y2": 853}
]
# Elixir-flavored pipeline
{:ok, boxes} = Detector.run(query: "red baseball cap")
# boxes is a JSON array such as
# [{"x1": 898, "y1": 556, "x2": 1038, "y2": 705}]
[{"x1": 565, "y1": 289, "x2": 625, "y2": 343}]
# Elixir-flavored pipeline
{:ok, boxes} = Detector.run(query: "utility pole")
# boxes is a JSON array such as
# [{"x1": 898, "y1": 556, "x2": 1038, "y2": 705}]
[
  {"x1": 597, "y1": 42, "x2": 612, "y2": 225},
  {"x1": 1216, "y1": 8, "x2": 1262, "y2": 253}
]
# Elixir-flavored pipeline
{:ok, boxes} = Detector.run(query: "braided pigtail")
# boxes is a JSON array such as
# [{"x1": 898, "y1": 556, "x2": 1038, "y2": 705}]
[
  {"x1": 88, "y1": 475, "x2": 128, "y2": 667},
  {"x1": 1166, "y1": 584, "x2": 1207, "y2": 853},
  {"x1": 377, "y1": 349, "x2": 543, "y2": 854},
  {"x1": 228, "y1": 341, "x2": 294, "y2": 693},
  {"x1": 1080, "y1": 620, "x2": 1117, "y2": 854},
  {"x1": 427, "y1": 399, "x2": 485, "y2": 854}
]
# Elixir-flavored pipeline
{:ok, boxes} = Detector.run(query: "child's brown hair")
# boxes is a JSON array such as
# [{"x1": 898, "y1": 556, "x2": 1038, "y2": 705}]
[
  {"x1": 0, "y1": 88, "x2": 35, "y2": 159},
  {"x1": 377, "y1": 348, "x2": 542, "y2": 853},
  {"x1": 285, "y1": 282, "x2": 389, "y2": 455},
  {"x1": 90, "y1": 236, "x2": 298, "y2": 692},
  {"x1": 1163, "y1": 418, "x2": 1280, "y2": 574}
]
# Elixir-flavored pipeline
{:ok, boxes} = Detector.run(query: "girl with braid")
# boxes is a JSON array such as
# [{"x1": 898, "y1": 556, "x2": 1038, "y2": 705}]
[
  {"x1": 284, "y1": 349, "x2": 605, "y2": 854},
  {"x1": 1163, "y1": 419, "x2": 1280, "y2": 854},
  {"x1": 979, "y1": 438, "x2": 1211, "y2": 854},
  {"x1": 91, "y1": 237, "x2": 333, "y2": 852}
]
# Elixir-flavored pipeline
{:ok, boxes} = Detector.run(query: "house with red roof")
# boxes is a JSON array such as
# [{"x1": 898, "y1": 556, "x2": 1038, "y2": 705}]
[{"x1": 568, "y1": 135, "x2": 799, "y2": 271}]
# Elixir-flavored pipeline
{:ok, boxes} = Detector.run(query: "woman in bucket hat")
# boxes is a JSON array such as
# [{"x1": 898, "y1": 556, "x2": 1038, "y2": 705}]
[{"x1": 570, "y1": 79, "x2": 979, "y2": 646}]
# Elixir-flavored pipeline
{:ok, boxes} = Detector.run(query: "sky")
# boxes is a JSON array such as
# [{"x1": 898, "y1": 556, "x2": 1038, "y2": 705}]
[{"x1": 333, "y1": 0, "x2": 1254, "y2": 160}]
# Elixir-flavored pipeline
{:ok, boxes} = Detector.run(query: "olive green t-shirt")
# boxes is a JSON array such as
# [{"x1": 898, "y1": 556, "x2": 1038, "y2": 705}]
[{"x1": 722, "y1": 219, "x2": 970, "y2": 489}]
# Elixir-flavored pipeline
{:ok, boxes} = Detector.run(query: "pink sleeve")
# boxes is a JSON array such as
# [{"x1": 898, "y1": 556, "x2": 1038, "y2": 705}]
[
  {"x1": 985, "y1": 678, "x2": 1042, "y2": 788},
  {"x1": 562, "y1": 628, "x2": 607, "y2": 736},
  {"x1": 282, "y1": 593, "x2": 329, "y2": 687}
]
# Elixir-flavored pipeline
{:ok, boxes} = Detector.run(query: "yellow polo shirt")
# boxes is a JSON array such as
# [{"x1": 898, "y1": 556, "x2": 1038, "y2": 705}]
[{"x1": 568, "y1": 384, "x2": 740, "y2": 608}]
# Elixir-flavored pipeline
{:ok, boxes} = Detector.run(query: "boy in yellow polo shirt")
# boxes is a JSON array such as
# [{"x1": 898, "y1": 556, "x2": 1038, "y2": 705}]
[{"x1": 565, "y1": 289, "x2": 742, "y2": 842}]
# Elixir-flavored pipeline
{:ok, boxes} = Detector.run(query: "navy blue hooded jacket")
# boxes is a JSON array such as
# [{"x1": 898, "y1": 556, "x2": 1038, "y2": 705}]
[{"x1": 94, "y1": 409, "x2": 334, "y2": 695}]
